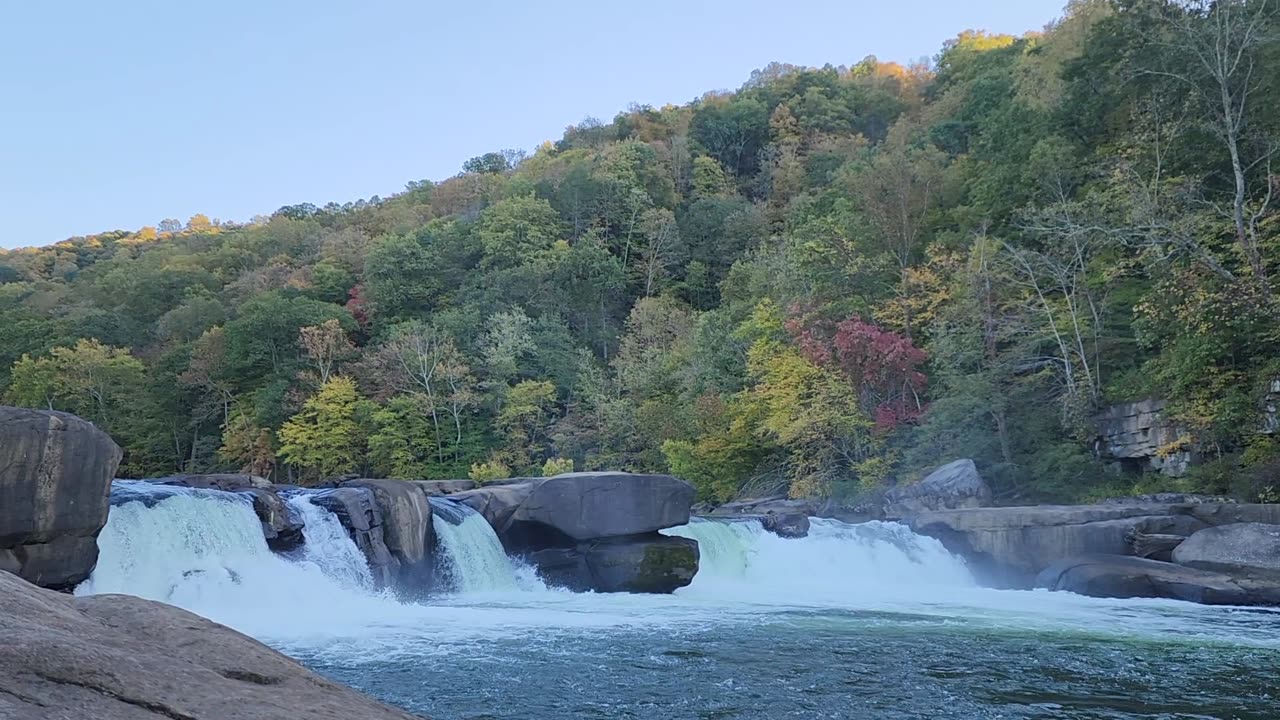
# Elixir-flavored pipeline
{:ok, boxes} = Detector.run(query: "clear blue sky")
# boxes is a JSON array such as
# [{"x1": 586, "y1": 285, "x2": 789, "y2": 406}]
[{"x1": 0, "y1": 1, "x2": 1066, "y2": 249}]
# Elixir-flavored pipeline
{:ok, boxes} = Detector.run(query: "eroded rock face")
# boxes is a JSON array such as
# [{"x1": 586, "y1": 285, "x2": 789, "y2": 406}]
[
  {"x1": 1172, "y1": 523, "x2": 1280, "y2": 580},
  {"x1": 908, "y1": 504, "x2": 1208, "y2": 587},
  {"x1": 1035, "y1": 554, "x2": 1280, "y2": 606},
  {"x1": 0, "y1": 571, "x2": 421, "y2": 720},
  {"x1": 343, "y1": 479, "x2": 436, "y2": 596},
  {"x1": 1093, "y1": 399, "x2": 1192, "y2": 476},
  {"x1": 242, "y1": 488, "x2": 304, "y2": 552},
  {"x1": 883, "y1": 459, "x2": 992, "y2": 517},
  {"x1": 0, "y1": 406, "x2": 122, "y2": 590}
]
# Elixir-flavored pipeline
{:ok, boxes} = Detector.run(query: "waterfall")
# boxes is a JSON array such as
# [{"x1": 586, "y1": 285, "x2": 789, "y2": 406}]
[
  {"x1": 665, "y1": 516, "x2": 974, "y2": 600},
  {"x1": 431, "y1": 497, "x2": 543, "y2": 593},
  {"x1": 287, "y1": 494, "x2": 374, "y2": 590},
  {"x1": 77, "y1": 481, "x2": 394, "y2": 634}
]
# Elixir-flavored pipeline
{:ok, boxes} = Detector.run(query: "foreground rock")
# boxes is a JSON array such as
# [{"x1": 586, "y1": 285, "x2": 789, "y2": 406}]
[
  {"x1": 0, "y1": 571, "x2": 420, "y2": 719},
  {"x1": 1035, "y1": 554, "x2": 1280, "y2": 605},
  {"x1": 456, "y1": 473, "x2": 698, "y2": 592},
  {"x1": 883, "y1": 459, "x2": 992, "y2": 517},
  {"x1": 1172, "y1": 523, "x2": 1280, "y2": 580},
  {"x1": 0, "y1": 406, "x2": 122, "y2": 590}
]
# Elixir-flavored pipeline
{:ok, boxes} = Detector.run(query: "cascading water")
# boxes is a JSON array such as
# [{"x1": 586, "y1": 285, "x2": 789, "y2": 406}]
[
  {"x1": 77, "y1": 481, "x2": 396, "y2": 635},
  {"x1": 430, "y1": 497, "x2": 543, "y2": 593},
  {"x1": 287, "y1": 493, "x2": 374, "y2": 590},
  {"x1": 665, "y1": 516, "x2": 975, "y2": 601}
]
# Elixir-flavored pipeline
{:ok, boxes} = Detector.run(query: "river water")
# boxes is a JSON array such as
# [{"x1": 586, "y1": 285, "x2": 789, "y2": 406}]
[{"x1": 78, "y1": 483, "x2": 1280, "y2": 719}]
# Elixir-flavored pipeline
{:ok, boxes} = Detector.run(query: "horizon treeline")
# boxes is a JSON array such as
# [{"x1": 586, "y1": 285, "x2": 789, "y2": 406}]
[{"x1": 3, "y1": 0, "x2": 1279, "y2": 504}]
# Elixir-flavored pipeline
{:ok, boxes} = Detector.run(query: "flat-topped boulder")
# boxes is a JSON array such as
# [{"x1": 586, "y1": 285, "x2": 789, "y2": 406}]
[
  {"x1": 456, "y1": 472, "x2": 695, "y2": 546},
  {"x1": 413, "y1": 479, "x2": 477, "y2": 496},
  {"x1": 0, "y1": 571, "x2": 420, "y2": 719},
  {"x1": 455, "y1": 472, "x2": 698, "y2": 593},
  {"x1": 908, "y1": 504, "x2": 1209, "y2": 587},
  {"x1": 1172, "y1": 523, "x2": 1280, "y2": 581},
  {"x1": 0, "y1": 406, "x2": 122, "y2": 590},
  {"x1": 1035, "y1": 554, "x2": 1280, "y2": 606}
]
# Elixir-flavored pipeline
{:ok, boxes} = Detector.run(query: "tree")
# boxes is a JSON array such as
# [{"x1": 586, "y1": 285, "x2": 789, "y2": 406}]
[
  {"x1": 277, "y1": 376, "x2": 367, "y2": 482},
  {"x1": 492, "y1": 379, "x2": 558, "y2": 472},
  {"x1": 299, "y1": 318, "x2": 354, "y2": 385},
  {"x1": 1137, "y1": 0, "x2": 1278, "y2": 289}
]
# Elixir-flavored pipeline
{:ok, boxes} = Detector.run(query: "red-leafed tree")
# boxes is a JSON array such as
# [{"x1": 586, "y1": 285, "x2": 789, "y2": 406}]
[
  {"x1": 346, "y1": 283, "x2": 371, "y2": 330},
  {"x1": 786, "y1": 309, "x2": 927, "y2": 432}
]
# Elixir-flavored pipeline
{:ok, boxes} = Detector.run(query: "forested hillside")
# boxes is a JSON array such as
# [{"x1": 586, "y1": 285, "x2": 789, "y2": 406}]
[{"x1": 3, "y1": 0, "x2": 1278, "y2": 503}]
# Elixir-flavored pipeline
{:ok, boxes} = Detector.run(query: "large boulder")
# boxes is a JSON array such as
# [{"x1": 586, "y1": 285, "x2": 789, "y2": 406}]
[
  {"x1": 1035, "y1": 554, "x2": 1280, "y2": 606},
  {"x1": 343, "y1": 479, "x2": 436, "y2": 595},
  {"x1": 1172, "y1": 523, "x2": 1280, "y2": 580},
  {"x1": 0, "y1": 406, "x2": 122, "y2": 590},
  {"x1": 909, "y1": 504, "x2": 1208, "y2": 587},
  {"x1": 528, "y1": 534, "x2": 699, "y2": 593},
  {"x1": 511, "y1": 472, "x2": 694, "y2": 542},
  {"x1": 455, "y1": 473, "x2": 698, "y2": 593},
  {"x1": 884, "y1": 459, "x2": 992, "y2": 517},
  {"x1": 0, "y1": 571, "x2": 420, "y2": 719},
  {"x1": 309, "y1": 487, "x2": 396, "y2": 588}
]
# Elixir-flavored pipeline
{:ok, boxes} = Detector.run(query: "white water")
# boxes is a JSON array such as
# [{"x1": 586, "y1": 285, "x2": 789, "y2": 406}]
[
  {"x1": 77, "y1": 484, "x2": 1280, "y2": 661},
  {"x1": 432, "y1": 499, "x2": 543, "y2": 593},
  {"x1": 288, "y1": 494, "x2": 374, "y2": 590},
  {"x1": 666, "y1": 517, "x2": 974, "y2": 601}
]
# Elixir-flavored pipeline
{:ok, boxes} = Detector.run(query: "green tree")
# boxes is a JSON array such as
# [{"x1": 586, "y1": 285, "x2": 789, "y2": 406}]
[{"x1": 277, "y1": 376, "x2": 367, "y2": 482}]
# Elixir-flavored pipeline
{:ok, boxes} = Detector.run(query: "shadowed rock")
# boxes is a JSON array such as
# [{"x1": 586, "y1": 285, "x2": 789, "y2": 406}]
[
  {"x1": 1035, "y1": 554, "x2": 1280, "y2": 606},
  {"x1": 0, "y1": 406, "x2": 121, "y2": 590},
  {"x1": 343, "y1": 479, "x2": 436, "y2": 596}
]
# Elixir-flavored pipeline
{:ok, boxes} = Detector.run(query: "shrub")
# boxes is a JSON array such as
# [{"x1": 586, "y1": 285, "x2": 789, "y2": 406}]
[
  {"x1": 542, "y1": 457, "x2": 574, "y2": 476},
  {"x1": 469, "y1": 460, "x2": 512, "y2": 484}
]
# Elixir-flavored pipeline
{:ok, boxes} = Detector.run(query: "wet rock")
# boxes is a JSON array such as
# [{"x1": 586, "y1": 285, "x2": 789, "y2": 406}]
[
  {"x1": 1035, "y1": 554, "x2": 1280, "y2": 606},
  {"x1": 528, "y1": 534, "x2": 699, "y2": 593},
  {"x1": 0, "y1": 571, "x2": 421, "y2": 719},
  {"x1": 883, "y1": 459, "x2": 992, "y2": 517},
  {"x1": 240, "y1": 488, "x2": 304, "y2": 552},
  {"x1": 343, "y1": 479, "x2": 436, "y2": 596},
  {"x1": 761, "y1": 511, "x2": 810, "y2": 539},
  {"x1": 0, "y1": 406, "x2": 121, "y2": 590},
  {"x1": 1172, "y1": 523, "x2": 1280, "y2": 580}
]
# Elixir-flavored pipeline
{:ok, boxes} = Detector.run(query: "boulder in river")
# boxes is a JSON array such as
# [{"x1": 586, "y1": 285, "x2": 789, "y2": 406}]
[
  {"x1": 760, "y1": 511, "x2": 811, "y2": 538},
  {"x1": 528, "y1": 534, "x2": 699, "y2": 593},
  {"x1": 343, "y1": 479, "x2": 437, "y2": 596},
  {"x1": 1172, "y1": 523, "x2": 1280, "y2": 580},
  {"x1": 412, "y1": 479, "x2": 477, "y2": 496},
  {"x1": 1035, "y1": 554, "x2": 1280, "y2": 605},
  {"x1": 883, "y1": 459, "x2": 992, "y2": 517},
  {"x1": 0, "y1": 571, "x2": 421, "y2": 719},
  {"x1": 455, "y1": 472, "x2": 698, "y2": 592},
  {"x1": 0, "y1": 406, "x2": 122, "y2": 590}
]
